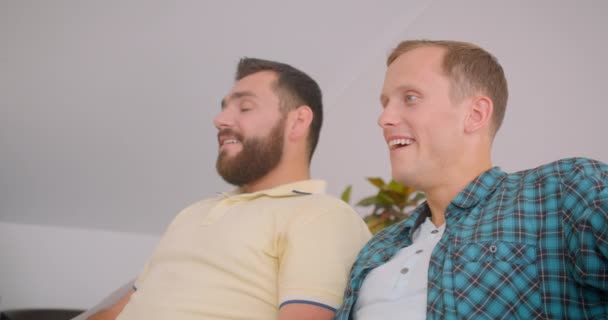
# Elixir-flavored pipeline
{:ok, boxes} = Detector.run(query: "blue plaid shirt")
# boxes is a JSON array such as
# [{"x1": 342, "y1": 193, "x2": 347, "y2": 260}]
[{"x1": 335, "y1": 158, "x2": 608, "y2": 319}]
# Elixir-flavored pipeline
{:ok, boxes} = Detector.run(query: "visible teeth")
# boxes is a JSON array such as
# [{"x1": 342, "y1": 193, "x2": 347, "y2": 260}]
[
  {"x1": 223, "y1": 139, "x2": 239, "y2": 145},
  {"x1": 388, "y1": 138, "x2": 413, "y2": 147}
]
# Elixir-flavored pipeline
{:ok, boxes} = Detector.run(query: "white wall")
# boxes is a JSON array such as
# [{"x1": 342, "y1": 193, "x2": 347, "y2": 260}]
[{"x1": 0, "y1": 222, "x2": 158, "y2": 310}]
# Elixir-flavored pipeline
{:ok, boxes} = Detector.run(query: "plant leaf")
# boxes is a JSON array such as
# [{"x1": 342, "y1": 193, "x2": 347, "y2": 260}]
[
  {"x1": 366, "y1": 177, "x2": 386, "y2": 189},
  {"x1": 385, "y1": 190, "x2": 406, "y2": 206},
  {"x1": 386, "y1": 180, "x2": 405, "y2": 193},
  {"x1": 411, "y1": 192, "x2": 426, "y2": 204},
  {"x1": 377, "y1": 192, "x2": 396, "y2": 206},
  {"x1": 340, "y1": 185, "x2": 352, "y2": 203},
  {"x1": 346, "y1": 176, "x2": 426, "y2": 234},
  {"x1": 356, "y1": 195, "x2": 380, "y2": 207},
  {"x1": 364, "y1": 213, "x2": 389, "y2": 234}
]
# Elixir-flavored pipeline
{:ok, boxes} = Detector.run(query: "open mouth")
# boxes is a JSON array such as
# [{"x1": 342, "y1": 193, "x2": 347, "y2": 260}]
[
  {"x1": 388, "y1": 138, "x2": 414, "y2": 150},
  {"x1": 218, "y1": 129, "x2": 244, "y2": 148},
  {"x1": 220, "y1": 138, "x2": 240, "y2": 146}
]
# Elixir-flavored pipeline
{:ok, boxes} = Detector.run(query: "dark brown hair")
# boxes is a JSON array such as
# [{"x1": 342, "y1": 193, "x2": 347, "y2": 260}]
[{"x1": 236, "y1": 58, "x2": 323, "y2": 160}]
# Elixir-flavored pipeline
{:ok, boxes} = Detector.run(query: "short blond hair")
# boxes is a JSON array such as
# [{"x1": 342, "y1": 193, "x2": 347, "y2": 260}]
[{"x1": 388, "y1": 40, "x2": 508, "y2": 135}]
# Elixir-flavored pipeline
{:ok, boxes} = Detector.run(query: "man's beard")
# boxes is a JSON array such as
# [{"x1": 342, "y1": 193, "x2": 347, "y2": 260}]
[{"x1": 216, "y1": 117, "x2": 285, "y2": 187}]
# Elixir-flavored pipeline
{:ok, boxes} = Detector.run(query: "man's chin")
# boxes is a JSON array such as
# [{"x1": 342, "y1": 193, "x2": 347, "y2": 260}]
[
  {"x1": 219, "y1": 142, "x2": 244, "y2": 155},
  {"x1": 218, "y1": 149, "x2": 242, "y2": 161},
  {"x1": 392, "y1": 169, "x2": 416, "y2": 186}
]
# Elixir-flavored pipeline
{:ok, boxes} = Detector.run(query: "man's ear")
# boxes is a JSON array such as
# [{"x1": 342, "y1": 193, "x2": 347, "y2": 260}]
[
  {"x1": 287, "y1": 106, "x2": 313, "y2": 140},
  {"x1": 464, "y1": 96, "x2": 493, "y2": 134}
]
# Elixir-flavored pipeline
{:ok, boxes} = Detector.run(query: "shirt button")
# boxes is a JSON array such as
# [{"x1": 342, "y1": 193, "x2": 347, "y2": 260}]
[
  {"x1": 431, "y1": 230, "x2": 439, "y2": 234},
  {"x1": 400, "y1": 267, "x2": 409, "y2": 274},
  {"x1": 415, "y1": 249, "x2": 423, "y2": 254}
]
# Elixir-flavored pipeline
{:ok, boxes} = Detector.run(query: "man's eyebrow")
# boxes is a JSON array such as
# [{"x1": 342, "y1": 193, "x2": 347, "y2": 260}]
[
  {"x1": 379, "y1": 94, "x2": 387, "y2": 104},
  {"x1": 221, "y1": 91, "x2": 257, "y2": 109}
]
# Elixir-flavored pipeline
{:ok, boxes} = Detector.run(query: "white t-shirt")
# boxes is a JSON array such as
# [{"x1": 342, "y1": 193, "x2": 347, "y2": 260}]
[{"x1": 354, "y1": 217, "x2": 445, "y2": 320}]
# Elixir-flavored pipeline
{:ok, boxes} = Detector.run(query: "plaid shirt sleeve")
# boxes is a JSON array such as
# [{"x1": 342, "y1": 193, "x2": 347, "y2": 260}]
[{"x1": 561, "y1": 158, "x2": 608, "y2": 291}]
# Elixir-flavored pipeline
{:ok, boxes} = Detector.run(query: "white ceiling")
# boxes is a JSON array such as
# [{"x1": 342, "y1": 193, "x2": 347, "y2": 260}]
[{"x1": 2, "y1": 0, "x2": 607, "y2": 234}]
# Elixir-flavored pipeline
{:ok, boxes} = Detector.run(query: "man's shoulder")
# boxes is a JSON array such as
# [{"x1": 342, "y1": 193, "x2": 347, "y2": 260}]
[
  {"x1": 301, "y1": 192, "x2": 356, "y2": 209},
  {"x1": 188, "y1": 189, "x2": 357, "y2": 216},
  {"x1": 173, "y1": 194, "x2": 224, "y2": 216},
  {"x1": 189, "y1": 194, "x2": 225, "y2": 207},
  {"x1": 286, "y1": 193, "x2": 368, "y2": 226},
  {"x1": 506, "y1": 157, "x2": 608, "y2": 184},
  {"x1": 277, "y1": 193, "x2": 371, "y2": 246}
]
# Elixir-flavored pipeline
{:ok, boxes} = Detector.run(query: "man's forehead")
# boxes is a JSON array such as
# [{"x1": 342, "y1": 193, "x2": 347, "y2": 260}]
[
  {"x1": 235, "y1": 71, "x2": 278, "y2": 89},
  {"x1": 221, "y1": 90, "x2": 256, "y2": 108},
  {"x1": 380, "y1": 49, "x2": 449, "y2": 101},
  {"x1": 228, "y1": 71, "x2": 276, "y2": 94},
  {"x1": 221, "y1": 72, "x2": 280, "y2": 107},
  {"x1": 383, "y1": 47, "x2": 445, "y2": 85},
  {"x1": 388, "y1": 47, "x2": 444, "y2": 74}
]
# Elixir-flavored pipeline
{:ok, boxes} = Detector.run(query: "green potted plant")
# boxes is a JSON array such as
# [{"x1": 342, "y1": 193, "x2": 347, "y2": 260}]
[{"x1": 342, "y1": 178, "x2": 425, "y2": 234}]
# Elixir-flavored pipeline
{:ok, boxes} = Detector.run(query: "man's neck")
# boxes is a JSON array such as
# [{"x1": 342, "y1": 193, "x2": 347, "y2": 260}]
[
  {"x1": 240, "y1": 161, "x2": 310, "y2": 193},
  {"x1": 424, "y1": 163, "x2": 492, "y2": 227}
]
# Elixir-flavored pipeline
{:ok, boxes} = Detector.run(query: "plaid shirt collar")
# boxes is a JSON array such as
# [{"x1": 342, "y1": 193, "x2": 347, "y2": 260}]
[
  {"x1": 450, "y1": 166, "x2": 507, "y2": 209},
  {"x1": 395, "y1": 166, "x2": 508, "y2": 241}
]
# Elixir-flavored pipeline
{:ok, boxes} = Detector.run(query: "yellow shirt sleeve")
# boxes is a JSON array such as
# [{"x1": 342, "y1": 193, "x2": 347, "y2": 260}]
[{"x1": 277, "y1": 200, "x2": 371, "y2": 310}]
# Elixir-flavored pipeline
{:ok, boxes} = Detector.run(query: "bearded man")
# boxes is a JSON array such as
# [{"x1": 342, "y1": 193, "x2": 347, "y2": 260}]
[{"x1": 87, "y1": 58, "x2": 371, "y2": 320}]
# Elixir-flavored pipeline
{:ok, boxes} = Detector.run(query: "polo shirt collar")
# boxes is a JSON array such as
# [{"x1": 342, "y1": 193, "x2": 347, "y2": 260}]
[
  {"x1": 224, "y1": 179, "x2": 326, "y2": 201},
  {"x1": 449, "y1": 166, "x2": 507, "y2": 210}
]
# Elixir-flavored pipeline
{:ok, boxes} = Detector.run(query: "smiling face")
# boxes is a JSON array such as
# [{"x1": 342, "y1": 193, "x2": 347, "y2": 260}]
[
  {"x1": 214, "y1": 71, "x2": 287, "y2": 187},
  {"x1": 378, "y1": 46, "x2": 470, "y2": 190}
]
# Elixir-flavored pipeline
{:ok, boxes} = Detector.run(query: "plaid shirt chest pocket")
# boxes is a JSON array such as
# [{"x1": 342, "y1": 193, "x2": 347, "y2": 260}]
[{"x1": 451, "y1": 241, "x2": 543, "y2": 319}]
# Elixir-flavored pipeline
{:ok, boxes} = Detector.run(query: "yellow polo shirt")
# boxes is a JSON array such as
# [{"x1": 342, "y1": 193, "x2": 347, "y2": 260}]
[{"x1": 117, "y1": 180, "x2": 371, "y2": 320}]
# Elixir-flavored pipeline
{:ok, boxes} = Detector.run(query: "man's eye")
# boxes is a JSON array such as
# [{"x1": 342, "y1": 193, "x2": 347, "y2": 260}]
[
  {"x1": 405, "y1": 95, "x2": 418, "y2": 103},
  {"x1": 240, "y1": 103, "x2": 253, "y2": 112}
]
